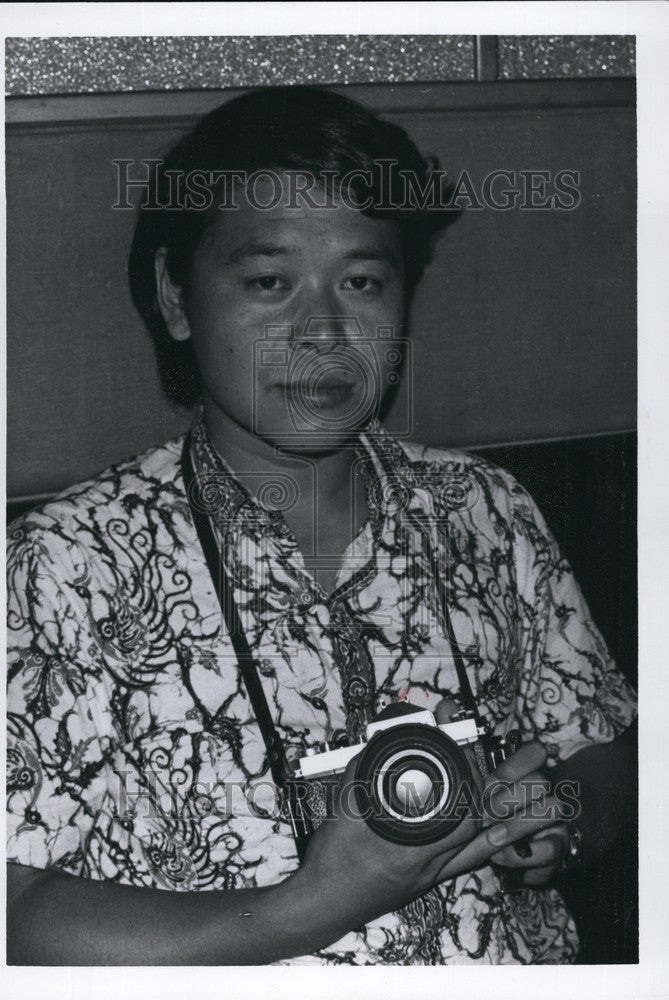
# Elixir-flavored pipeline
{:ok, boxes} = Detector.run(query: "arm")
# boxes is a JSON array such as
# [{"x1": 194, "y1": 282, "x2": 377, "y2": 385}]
[
  {"x1": 8, "y1": 858, "x2": 372, "y2": 966},
  {"x1": 7, "y1": 861, "x2": 327, "y2": 966}
]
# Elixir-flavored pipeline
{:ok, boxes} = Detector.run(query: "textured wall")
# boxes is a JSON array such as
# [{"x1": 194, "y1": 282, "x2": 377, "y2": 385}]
[
  {"x1": 5, "y1": 34, "x2": 634, "y2": 96},
  {"x1": 5, "y1": 35, "x2": 476, "y2": 95},
  {"x1": 498, "y1": 35, "x2": 635, "y2": 79}
]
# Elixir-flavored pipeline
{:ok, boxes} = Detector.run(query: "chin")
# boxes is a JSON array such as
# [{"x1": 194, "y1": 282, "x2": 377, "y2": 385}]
[{"x1": 264, "y1": 431, "x2": 363, "y2": 456}]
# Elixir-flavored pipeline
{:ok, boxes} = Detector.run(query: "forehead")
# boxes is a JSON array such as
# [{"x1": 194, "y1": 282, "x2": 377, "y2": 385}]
[{"x1": 200, "y1": 171, "x2": 402, "y2": 260}]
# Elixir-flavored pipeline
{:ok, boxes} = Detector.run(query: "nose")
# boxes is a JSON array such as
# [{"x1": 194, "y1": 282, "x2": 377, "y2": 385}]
[
  {"x1": 291, "y1": 278, "x2": 364, "y2": 346},
  {"x1": 295, "y1": 314, "x2": 363, "y2": 348}
]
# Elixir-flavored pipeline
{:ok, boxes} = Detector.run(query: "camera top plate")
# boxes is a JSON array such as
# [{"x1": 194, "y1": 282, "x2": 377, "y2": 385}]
[{"x1": 295, "y1": 707, "x2": 484, "y2": 780}]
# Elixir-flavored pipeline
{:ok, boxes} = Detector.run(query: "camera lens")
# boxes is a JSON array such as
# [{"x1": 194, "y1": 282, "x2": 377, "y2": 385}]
[
  {"x1": 379, "y1": 750, "x2": 449, "y2": 822},
  {"x1": 353, "y1": 723, "x2": 474, "y2": 846},
  {"x1": 394, "y1": 768, "x2": 433, "y2": 812}
]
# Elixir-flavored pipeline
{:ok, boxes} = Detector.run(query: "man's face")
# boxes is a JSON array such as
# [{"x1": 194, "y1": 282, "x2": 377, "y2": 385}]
[{"x1": 159, "y1": 174, "x2": 406, "y2": 453}]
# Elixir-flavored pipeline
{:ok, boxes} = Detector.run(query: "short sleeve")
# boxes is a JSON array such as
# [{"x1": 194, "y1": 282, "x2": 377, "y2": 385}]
[
  {"x1": 507, "y1": 477, "x2": 637, "y2": 764},
  {"x1": 6, "y1": 517, "x2": 109, "y2": 874}
]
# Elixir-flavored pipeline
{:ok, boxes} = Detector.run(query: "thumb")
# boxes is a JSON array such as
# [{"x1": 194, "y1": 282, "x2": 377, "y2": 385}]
[{"x1": 435, "y1": 697, "x2": 461, "y2": 725}]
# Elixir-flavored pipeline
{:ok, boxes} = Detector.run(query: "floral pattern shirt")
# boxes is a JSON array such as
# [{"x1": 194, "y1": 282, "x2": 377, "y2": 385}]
[{"x1": 6, "y1": 413, "x2": 637, "y2": 965}]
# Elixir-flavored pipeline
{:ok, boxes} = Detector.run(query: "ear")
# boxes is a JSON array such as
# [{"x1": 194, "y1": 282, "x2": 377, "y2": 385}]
[{"x1": 154, "y1": 248, "x2": 191, "y2": 342}]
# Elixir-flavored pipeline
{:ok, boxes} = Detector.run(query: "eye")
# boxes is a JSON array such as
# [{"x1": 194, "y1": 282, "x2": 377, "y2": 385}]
[
  {"x1": 245, "y1": 275, "x2": 291, "y2": 294},
  {"x1": 342, "y1": 275, "x2": 382, "y2": 293}
]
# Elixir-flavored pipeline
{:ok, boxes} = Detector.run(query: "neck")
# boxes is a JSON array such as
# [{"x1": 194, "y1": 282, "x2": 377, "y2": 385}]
[{"x1": 202, "y1": 396, "x2": 364, "y2": 506}]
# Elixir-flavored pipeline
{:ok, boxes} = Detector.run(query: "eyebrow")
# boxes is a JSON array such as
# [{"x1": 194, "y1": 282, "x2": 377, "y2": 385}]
[
  {"x1": 226, "y1": 241, "x2": 296, "y2": 265},
  {"x1": 343, "y1": 248, "x2": 400, "y2": 266},
  {"x1": 226, "y1": 241, "x2": 400, "y2": 267}
]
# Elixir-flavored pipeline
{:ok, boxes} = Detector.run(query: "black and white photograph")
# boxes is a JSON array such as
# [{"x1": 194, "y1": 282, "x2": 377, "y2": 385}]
[{"x1": 2, "y1": 2, "x2": 666, "y2": 991}]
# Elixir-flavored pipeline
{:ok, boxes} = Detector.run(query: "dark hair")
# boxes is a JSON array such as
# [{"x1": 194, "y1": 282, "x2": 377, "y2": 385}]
[{"x1": 129, "y1": 85, "x2": 456, "y2": 407}]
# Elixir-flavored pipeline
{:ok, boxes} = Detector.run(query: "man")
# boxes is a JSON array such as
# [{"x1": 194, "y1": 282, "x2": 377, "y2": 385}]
[{"x1": 6, "y1": 86, "x2": 637, "y2": 964}]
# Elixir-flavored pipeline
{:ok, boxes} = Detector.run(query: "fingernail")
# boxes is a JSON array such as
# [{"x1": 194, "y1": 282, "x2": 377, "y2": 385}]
[{"x1": 488, "y1": 824, "x2": 509, "y2": 846}]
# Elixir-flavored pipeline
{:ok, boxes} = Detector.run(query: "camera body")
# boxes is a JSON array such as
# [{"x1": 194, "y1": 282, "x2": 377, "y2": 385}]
[{"x1": 284, "y1": 701, "x2": 520, "y2": 858}]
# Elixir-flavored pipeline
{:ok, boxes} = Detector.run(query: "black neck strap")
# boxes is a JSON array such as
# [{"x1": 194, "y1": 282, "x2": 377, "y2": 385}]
[
  {"x1": 181, "y1": 433, "x2": 289, "y2": 789},
  {"x1": 410, "y1": 515, "x2": 481, "y2": 720}
]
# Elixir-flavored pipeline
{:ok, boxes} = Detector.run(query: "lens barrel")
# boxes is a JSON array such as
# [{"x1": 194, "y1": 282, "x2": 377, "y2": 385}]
[{"x1": 353, "y1": 723, "x2": 474, "y2": 845}]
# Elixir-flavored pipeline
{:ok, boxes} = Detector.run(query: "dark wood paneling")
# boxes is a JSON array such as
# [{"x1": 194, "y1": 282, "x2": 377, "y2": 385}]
[{"x1": 6, "y1": 80, "x2": 635, "y2": 497}]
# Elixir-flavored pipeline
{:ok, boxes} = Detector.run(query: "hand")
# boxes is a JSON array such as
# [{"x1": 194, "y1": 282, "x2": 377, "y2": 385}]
[
  {"x1": 433, "y1": 698, "x2": 571, "y2": 887},
  {"x1": 480, "y1": 734, "x2": 571, "y2": 887}
]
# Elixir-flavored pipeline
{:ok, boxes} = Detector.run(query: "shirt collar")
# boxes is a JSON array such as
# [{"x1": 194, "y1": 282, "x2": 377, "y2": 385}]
[{"x1": 188, "y1": 406, "x2": 423, "y2": 534}]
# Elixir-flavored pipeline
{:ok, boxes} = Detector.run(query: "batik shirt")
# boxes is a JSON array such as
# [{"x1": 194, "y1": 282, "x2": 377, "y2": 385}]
[{"x1": 6, "y1": 414, "x2": 637, "y2": 965}]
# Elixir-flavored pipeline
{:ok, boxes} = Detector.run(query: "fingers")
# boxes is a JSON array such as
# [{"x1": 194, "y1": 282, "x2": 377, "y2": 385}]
[
  {"x1": 490, "y1": 826, "x2": 569, "y2": 869},
  {"x1": 485, "y1": 804, "x2": 566, "y2": 857},
  {"x1": 436, "y1": 798, "x2": 565, "y2": 881},
  {"x1": 514, "y1": 826, "x2": 570, "y2": 885},
  {"x1": 483, "y1": 771, "x2": 550, "y2": 826},
  {"x1": 489, "y1": 741, "x2": 548, "y2": 782}
]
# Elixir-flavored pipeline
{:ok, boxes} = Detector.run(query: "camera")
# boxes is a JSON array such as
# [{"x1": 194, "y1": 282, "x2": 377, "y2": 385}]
[
  {"x1": 252, "y1": 318, "x2": 412, "y2": 442},
  {"x1": 283, "y1": 700, "x2": 520, "y2": 859}
]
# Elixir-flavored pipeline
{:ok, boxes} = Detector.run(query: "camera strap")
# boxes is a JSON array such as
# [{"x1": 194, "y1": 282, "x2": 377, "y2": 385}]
[
  {"x1": 400, "y1": 513, "x2": 480, "y2": 719},
  {"x1": 433, "y1": 567, "x2": 480, "y2": 717},
  {"x1": 181, "y1": 433, "x2": 290, "y2": 791}
]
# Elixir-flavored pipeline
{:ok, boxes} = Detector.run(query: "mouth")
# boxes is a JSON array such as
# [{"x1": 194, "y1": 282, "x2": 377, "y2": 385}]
[
  {"x1": 300, "y1": 377, "x2": 357, "y2": 390},
  {"x1": 284, "y1": 379, "x2": 358, "y2": 409},
  {"x1": 264, "y1": 368, "x2": 363, "y2": 415}
]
